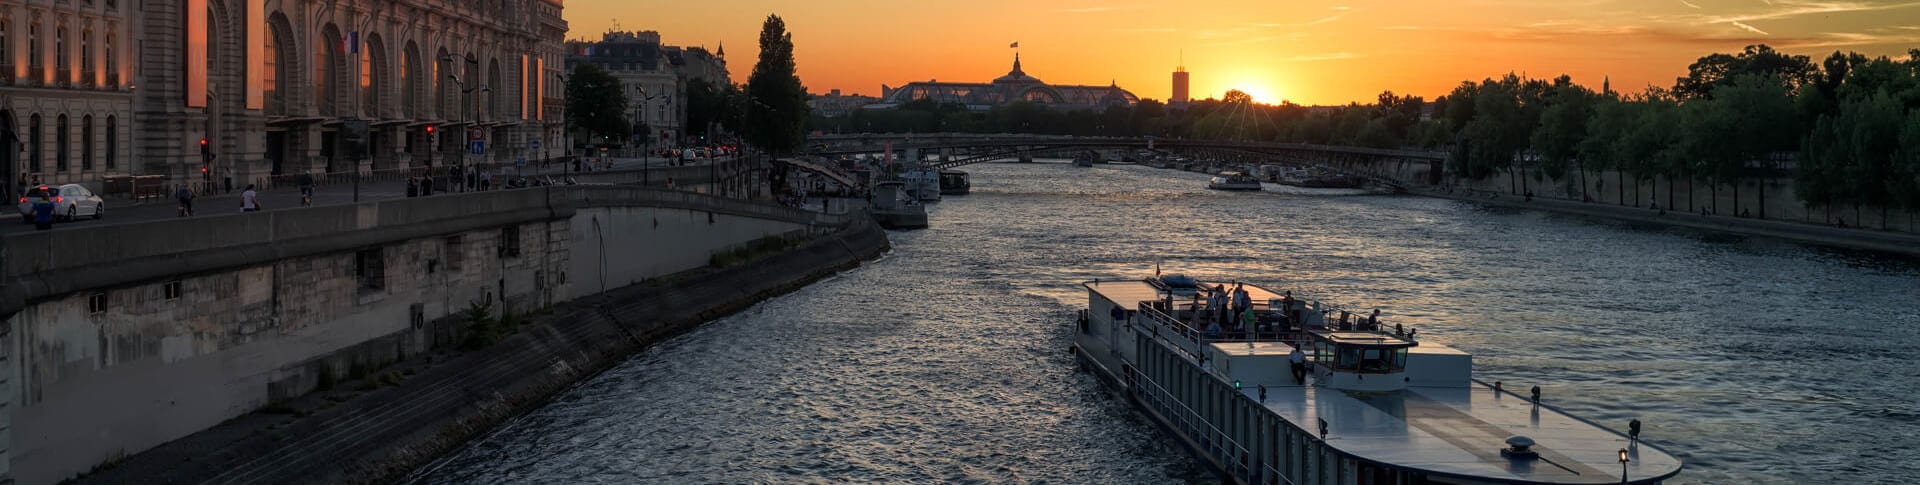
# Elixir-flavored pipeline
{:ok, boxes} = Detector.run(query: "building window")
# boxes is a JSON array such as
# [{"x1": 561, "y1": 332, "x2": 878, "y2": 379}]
[
  {"x1": 356, "y1": 248, "x2": 386, "y2": 290},
  {"x1": 106, "y1": 116, "x2": 117, "y2": 169},
  {"x1": 56, "y1": 115, "x2": 69, "y2": 171},
  {"x1": 105, "y1": 32, "x2": 116, "y2": 84},
  {"x1": 55, "y1": 24, "x2": 68, "y2": 77},
  {"x1": 28, "y1": 21, "x2": 41, "y2": 73},
  {"x1": 89, "y1": 292, "x2": 108, "y2": 314},
  {"x1": 264, "y1": 27, "x2": 280, "y2": 115},
  {"x1": 0, "y1": 19, "x2": 11, "y2": 82},
  {"x1": 81, "y1": 115, "x2": 93, "y2": 170},
  {"x1": 80, "y1": 27, "x2": 93, "y2": 84},
  {"x1": 163, "y1": 280, "x2": 182, "y2": 300},
  {"x1": 445, "y1": 235, "x2": 464, "y2": 272},
  {"x1": 497, "y1": 226, "x2": 520, "y2": 258},
  {"x1": 28, "y1": 115, "x2": 41, "y2": 173}
]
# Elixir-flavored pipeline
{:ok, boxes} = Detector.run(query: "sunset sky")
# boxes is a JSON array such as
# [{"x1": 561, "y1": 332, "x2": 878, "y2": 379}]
[{"x1": 566, "y1": 0, "x2": 1920, "y2": 105}]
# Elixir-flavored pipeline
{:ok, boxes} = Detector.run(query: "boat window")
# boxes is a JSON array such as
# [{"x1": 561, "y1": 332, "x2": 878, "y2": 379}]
[
  {"x1": 1335, "y1": 345, "x2": 1359, "y2": 370},
  {"x1": 1359, "y1": 348, "x2": 1390, "y2": 372},
  {"x1": 1394, "y1": 348, "x2": 1409, "y2": 371}
]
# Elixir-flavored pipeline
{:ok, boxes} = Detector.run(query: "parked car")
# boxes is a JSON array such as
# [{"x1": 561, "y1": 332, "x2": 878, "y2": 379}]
[{"x1": 17, "y1": 184, "x2": 105, "y2": 223}]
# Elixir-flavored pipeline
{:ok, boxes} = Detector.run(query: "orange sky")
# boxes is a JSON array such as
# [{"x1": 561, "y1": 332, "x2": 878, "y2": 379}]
[{"x1": 566, "y1": 0, "x2": 1920, "y2": 105}]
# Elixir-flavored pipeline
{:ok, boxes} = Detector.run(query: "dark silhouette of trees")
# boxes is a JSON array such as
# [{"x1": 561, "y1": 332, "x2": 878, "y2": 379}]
[
  {"x1": 565, "y1": 64, "x2": 630, "y2": 148},
  {"x1": 743, "y1": 14, "x2": 811, "y2": 156}
]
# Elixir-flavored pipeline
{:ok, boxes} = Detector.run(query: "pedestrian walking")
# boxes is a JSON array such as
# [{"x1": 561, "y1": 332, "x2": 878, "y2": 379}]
[
  {"x1": 465, "y1": 166, "x2": 477, "y2": 191},
  {"x1": 241, "y1": 184, "x2": 262, "y2": 212},
  {"x1": 32, "y1": 194, "x2": 56, "y2": 230},
  {"x1": 406, "y1": 177, "x2": 420, "y2": 197},
  {"x1": 175, "y1": 186, "x2": 195, "y2": 217},
  {"x1": 421, "y1": 174, "x2": 435, "y2": 196},
  {"x1": 298, "y1": 172, "x2": 315, "y2": 206}
]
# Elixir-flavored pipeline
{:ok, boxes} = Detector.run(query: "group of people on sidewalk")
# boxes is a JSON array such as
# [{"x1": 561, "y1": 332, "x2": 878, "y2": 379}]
[{"x1": 407, "y1": 165, "x2": 496, "y2": 198}]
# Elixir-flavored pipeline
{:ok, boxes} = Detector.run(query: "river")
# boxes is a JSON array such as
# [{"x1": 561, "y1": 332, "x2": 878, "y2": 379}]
[{"x1": 416, "y1": 161, "x2": 1920, "y2": 484}]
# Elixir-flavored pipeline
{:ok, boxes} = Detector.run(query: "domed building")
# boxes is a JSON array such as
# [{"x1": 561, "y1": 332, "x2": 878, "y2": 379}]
[{"x1": 873, "y1": 54, "x2": 1139, "y2": 111}]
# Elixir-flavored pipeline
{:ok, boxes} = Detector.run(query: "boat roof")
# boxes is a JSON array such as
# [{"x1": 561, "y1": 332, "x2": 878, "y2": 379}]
[
  {"x1": 1240, "y1": 381, "x2": 1682, "y2": 484},
  {"x1": 1315, "y1": 331, "x2": 1418, "y2": 348},
  {"x1": 1084, "y1": 279, "x2": 1288, "y2": 309}
]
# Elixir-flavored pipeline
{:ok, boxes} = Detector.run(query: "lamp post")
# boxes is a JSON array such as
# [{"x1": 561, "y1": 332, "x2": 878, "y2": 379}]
[
  {"x1": 1618, "y1": 448, "x2": 1630, "y2": 484},
  {"x1": 440, "y1": 53, "x2": 485, "y2": 169},
  {"x1": 632, "y1": 85, "x2": 665, "y2": 186}
]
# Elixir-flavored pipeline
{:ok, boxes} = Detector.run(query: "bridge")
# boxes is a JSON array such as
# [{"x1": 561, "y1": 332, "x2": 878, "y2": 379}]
[{"x1": 800, "y1": 133, "x2": 1448, "y2": 190}]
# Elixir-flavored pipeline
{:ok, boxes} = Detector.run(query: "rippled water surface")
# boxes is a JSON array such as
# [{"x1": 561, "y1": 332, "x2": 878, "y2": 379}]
[{"x1": 420, "y1": 162, "x2": 1920, "y2": 484}]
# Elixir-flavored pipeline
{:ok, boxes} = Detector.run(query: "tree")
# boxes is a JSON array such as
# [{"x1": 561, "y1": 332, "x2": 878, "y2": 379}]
[
  {"x1": 1673, "y1": 44, "x2": 1816, "y2": 100},
  {"x1": 1682, "y1": 75, "x2": 1797, "y2": 217},
  {"x1": 687, "y1": 78, "x2": 744, "y2": 143},
  {"x1": 1579, "y1": 97, "x2": 1632, "y2": 204},
  {"x1": 1532, "y1": 81, "x2": 1595, "y2": 198},
  {"x1": 565, "y1": 64, "x2": 630, "y2": 148},
  {"x1": 743, "y1": 14, "x2": 811, "y2": 156},
  {"x1": 1222, "y1": 89, "x2": 1254, "y2": 105}
]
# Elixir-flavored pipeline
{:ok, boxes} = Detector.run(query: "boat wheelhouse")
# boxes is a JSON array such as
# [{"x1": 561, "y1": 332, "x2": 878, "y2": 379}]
[
  {"x1": 939, "y1": 170, "x2": 971, "y2": 195},
  {"x1": 1071, "y1": 276, "x2": 1682, "y2": 484}
]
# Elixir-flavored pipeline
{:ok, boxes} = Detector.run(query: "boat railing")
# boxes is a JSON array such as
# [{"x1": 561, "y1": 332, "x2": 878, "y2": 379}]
[
  {"x1": 1127, "y1": 365, "x2": 1298, "y2": 485},
  {"x1": 1136, "y1": 302, "x2": 1306, "y2": 358}
]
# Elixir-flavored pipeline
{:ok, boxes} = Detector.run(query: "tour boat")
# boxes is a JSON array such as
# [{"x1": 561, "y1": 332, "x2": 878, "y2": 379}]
[
  {"x1": 1071, "y1": 275, "x2": 1684, "y2": 484},
  {"x1": 939, "y1": 170, "x2": 971, "y2": 195},
  {"x1": 1208, "y1": 171, "x2": 1264, "y2": 191},
  {"x1": 900, "y1": 167, "x2": 943, "y2": 201}
]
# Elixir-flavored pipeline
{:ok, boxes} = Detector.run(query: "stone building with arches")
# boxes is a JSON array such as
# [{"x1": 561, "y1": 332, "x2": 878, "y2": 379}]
[
  {"x1": 0, "y1": 0, "x2": 138, "y2": 198},
  {"x1": 2, "y1": 0, "x2": 569, "y2": 196}
]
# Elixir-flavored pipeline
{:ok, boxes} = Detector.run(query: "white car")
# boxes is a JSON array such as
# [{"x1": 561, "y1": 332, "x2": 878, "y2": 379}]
[{"x1": 17, "y1": 184, "x2": 105, "y2": 223}]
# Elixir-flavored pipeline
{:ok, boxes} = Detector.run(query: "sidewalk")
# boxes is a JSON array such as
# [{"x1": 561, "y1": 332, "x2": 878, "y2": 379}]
[{"x1": 1417, "y1": 188, "x2": 1920, "y2": 258}]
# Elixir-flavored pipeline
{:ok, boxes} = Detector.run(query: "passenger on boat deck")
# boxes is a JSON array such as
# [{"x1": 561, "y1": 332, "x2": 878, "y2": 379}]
[
  {"x1": 1208, "y1": 287, "x2": 1228, "y2": 325},
  {"x1": 1289, "y1": 346, "x2": 1307, "y2": 385},
  {"x1": 1364, "y1": 309, "x2": 1381, "y2": 331},
  {"x1": 1231, "y1": 284, "x2": 1252, "y2": 326},
  {"x1": 1282, "y1": 291, "x2": 1297, "y2": 326},
  {"x1": 1205, "y1": 319, "x2": 1224, "y2": 338},
  {"x1": 1338, "y1": 311, "x2": 1352, "y2": 331}
]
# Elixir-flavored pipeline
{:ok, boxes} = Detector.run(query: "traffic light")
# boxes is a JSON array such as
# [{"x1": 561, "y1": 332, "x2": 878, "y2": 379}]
[{"x1": 199, "y1": 137, "x2": 209, "y2": 155}]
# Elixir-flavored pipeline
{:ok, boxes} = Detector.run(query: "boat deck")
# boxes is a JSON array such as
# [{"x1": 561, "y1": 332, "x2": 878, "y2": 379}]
[{"x1": 1240, "y1": 380, "x2": 1682, "y2": 484}]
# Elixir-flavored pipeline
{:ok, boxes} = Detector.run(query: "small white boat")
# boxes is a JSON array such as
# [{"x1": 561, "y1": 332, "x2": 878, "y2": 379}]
[{"x1": 1207, "y1": 171, "x2": 1263, "y2": 191}]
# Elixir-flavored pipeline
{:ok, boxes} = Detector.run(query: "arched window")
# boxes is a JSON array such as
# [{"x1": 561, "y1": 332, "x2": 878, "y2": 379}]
[
  {"x1": 55, "y1": 115, "x2": 69, "y2": 171},
  {"x1": 81, "y1": 116, "x2": 93, "y2": 170},
  {"x1": 28, "y1": 115, "x2": 42, "y2": 174},
  {"x1": 106, "y1": 116, "x2": 117, "y2": 170}
]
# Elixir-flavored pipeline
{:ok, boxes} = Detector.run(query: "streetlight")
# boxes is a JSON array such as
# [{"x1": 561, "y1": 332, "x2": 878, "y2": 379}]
[
  {"x1": 440, "y1": 54, "x2": 486, "y2": 169},
  {"x1": 633, "y1": 85, "x2": 667, "y2": 186},
  {"x1": 1618, "y1": 448, "x2": 1630, "y2": 484}
]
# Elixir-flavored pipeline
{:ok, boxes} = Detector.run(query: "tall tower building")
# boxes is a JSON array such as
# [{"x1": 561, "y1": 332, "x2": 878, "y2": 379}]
[{"x1": 1171, "y1": 51, "x2": 1191, "y2": 104}]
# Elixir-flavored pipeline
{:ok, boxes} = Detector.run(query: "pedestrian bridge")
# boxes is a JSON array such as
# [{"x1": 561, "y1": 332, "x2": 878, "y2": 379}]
[{"x1": 805, "y1": 133, "x2": 1446, "y2": 190}]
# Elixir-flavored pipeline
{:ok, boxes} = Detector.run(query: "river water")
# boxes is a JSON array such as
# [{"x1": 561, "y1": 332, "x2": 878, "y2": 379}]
[{"x1": 417, "y1": 162, "x2": 1920, "y2": 484}]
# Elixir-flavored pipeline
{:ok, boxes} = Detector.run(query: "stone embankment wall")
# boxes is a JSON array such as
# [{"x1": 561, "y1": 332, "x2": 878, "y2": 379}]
[
  {"x1": 76, "y1": 218, "x2": 890, "y2": 485},
  {"x1": 1442, "y1": 170, "x2": 1920, "y2": 233},
  {"x1": 0, "y1": 186, "x2": 851, "y2": 484}
]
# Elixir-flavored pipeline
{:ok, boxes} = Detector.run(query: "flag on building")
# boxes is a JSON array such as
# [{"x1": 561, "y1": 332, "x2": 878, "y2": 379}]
[
  {"x1": 1009, "y1": 41, "x2": 1018, "y2": 48},
  {"x1": 346, "y1": 32, "x2": 359, "y2": 54}
]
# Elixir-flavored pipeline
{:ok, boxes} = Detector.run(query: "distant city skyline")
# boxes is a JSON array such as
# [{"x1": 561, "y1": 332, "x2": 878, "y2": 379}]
[{"x1": 567, "y1": 0, "x2": 1920, "y2": 105}]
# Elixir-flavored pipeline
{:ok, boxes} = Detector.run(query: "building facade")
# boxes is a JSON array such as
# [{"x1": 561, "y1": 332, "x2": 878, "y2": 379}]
[
  {"x1": 809, "y1": 89, "x2": 879, "y2": 118},
  {"x1": 874, "y1": 54, "x2": 1139, "y2": 111},
  {"x1": 564, "y1": 30, "x2": 727, "y2": 149},
  {"x1": 0, "y1": 0, "x2": 139, "y2": 197},
  {"x1": 1, "y1": 0, "x2": 570, "y2": 197}
]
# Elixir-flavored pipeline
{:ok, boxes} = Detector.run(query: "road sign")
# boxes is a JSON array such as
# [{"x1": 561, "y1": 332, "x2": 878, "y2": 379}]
[
  {"x1": 470, "y1": 141, "x2": 486, "y2": 155},
  {"x1": 515, "y1": 157, "x2": 528, "y2": 168},
  {"x1": 469, "y1": 128, "x2": 485, "y2": 141},
  {"x1": 530, "y1": 140, "x2": 542, "y2": 150}
]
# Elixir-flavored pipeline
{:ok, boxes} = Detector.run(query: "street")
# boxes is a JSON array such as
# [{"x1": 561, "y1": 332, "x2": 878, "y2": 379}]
[{"x1": 0, "y1": 155, "x2": 713, "y2": 236}]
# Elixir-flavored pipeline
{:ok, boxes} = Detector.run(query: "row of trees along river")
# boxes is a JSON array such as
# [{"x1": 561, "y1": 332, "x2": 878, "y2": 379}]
[{"x1": 812, "y1": 45, "x2": 1920, "y2": 230}]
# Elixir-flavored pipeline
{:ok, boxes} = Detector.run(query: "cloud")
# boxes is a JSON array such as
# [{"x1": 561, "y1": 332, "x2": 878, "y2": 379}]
[
  {"x1": 1678, "y1": 0, "x2": 1702, "y2": 8},
  {"x1": 1706, "y1": 1, "x2": 1920, "y2": 23},
  {"x1": 1114, "y1": 27, "x2": 1178, "y2": 34},
  {"x1": 1055, "y1": 5, "x2": 1143, "y2": 13},
  {"x1": 1208, "y1": 36, "x2": 1278, "y2": 47},
  {"x1": 1729, "y1": 20, "x2": 1770, "y2": 35}
]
